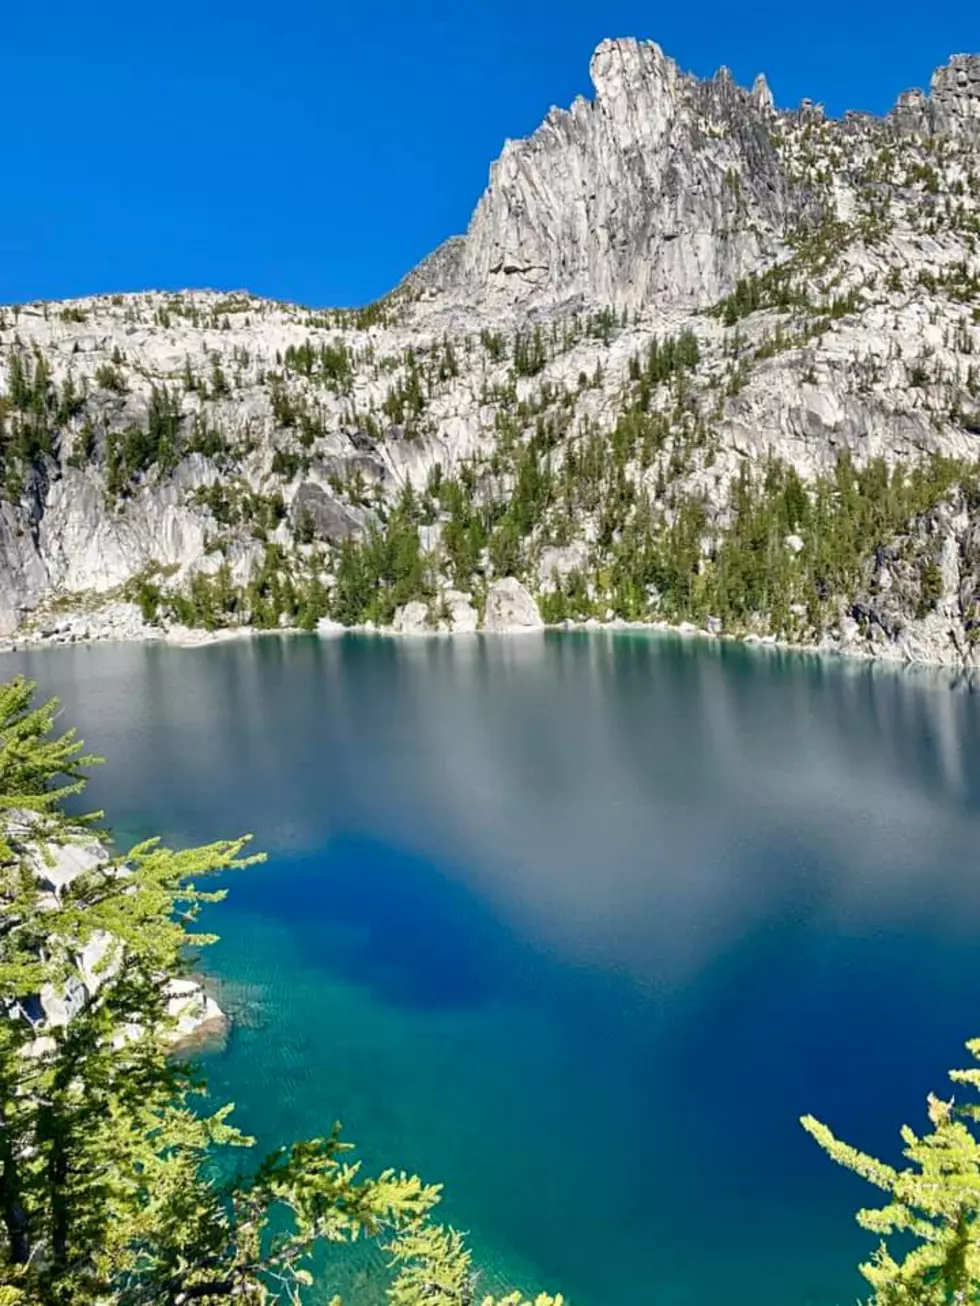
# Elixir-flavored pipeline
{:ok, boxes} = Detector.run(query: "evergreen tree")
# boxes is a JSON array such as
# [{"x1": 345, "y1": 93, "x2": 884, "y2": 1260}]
[{"x1": 804, "y1": 1037, "x2": 980, "y2": 1306}]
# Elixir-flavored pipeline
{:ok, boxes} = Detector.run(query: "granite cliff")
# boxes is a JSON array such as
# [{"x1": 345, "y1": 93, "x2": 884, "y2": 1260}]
[{"x1": 2, "y1": 39, "x2": 980, "y2": 663}]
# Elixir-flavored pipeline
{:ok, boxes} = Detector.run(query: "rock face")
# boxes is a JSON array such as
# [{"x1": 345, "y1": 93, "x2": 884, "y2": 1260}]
[
  {"x1": 894, "y1": 55, "x2": 980, "y2": 140},
  {"x1": 483, "y1": 578, "x2": 544, "y2": 632},
  {"x1": 392, "y1": 600, "x2": 431, "y2": 634},
  {"x1": 290, "y1": 481, "x2": 363, "y2": 542},
  {"x1": 449, "y1": 38, "x2": 795, "y2": 312},
  {"x1": 443, "y1": 590, "x2": 478, "y2": 633},
  {"x1": 1, "y1": 39, "x2": 980, "y2": 666}
]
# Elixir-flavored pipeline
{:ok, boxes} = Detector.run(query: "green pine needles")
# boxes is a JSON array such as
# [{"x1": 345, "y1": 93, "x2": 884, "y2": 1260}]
[
  {"x1": 804, "y1": 1039, "x2": 980, "y2": 1306},
  {"x1": 0, "y1": 676, "x2": 562, "y2": 1306}
]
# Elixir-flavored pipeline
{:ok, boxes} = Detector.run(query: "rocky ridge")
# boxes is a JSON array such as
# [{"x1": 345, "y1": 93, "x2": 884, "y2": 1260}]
[{"x1": 1, "y1": 40, "x2": 980, "y2": 664}]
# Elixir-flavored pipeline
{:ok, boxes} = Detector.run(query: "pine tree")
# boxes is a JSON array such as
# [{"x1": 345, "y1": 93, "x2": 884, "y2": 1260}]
[{"x1": 803, "y1": 1037, "x2": 980, "y2": 1306}]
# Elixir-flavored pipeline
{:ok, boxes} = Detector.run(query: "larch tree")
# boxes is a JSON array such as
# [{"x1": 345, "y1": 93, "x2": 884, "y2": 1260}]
[{"x1": 804, "y1": 1038, "x2": 980, "y2": 1306}]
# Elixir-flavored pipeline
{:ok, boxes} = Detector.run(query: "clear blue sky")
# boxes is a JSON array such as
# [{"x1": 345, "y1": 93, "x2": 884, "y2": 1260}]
[{"x1": 2, "y1": 0, "x2": 975, "y2": 308}]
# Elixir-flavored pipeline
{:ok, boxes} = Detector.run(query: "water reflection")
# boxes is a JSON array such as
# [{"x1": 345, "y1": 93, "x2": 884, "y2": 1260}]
[
  {"x1": 14, "y1": 632, "x2": 980, "y2": 989},
  {"x1": 9, "y1": 632, "x2": 980, "y2": 1306}
]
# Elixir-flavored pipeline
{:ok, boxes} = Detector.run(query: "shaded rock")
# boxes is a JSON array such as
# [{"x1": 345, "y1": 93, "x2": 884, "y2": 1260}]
[{"x1": 290, "y1": 482, "x2": 362, "y2": 543}]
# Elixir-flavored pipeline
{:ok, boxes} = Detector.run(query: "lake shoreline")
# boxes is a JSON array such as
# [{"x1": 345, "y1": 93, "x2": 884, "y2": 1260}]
[{"x1": 1, "y1": 598, "x2": 977, "y2": 677}]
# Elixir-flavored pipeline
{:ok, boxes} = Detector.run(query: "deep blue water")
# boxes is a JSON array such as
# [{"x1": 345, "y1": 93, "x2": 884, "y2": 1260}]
[{"x1": 10, "y1": 631, "x2": 980, "y2": 1305}]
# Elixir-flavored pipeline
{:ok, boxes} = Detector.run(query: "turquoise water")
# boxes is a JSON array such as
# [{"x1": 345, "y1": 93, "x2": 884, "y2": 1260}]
[{"x1": 10, "y1": 632, "x2": 980, "y2": 1305}]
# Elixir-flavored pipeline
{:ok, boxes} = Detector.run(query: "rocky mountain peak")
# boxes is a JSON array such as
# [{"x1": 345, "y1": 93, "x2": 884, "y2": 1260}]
[
  {"x1": 449, "y1": 37, "x2": 790, "y2": 315},
  {"x1": 892, "y1": 54, "x2": 980, "y2": 138},
  {"x1": 932, "y1": 54, "x2": 980, "y2": 134},
  {"x1": 417, "y1": 39, "x2": 980, "y2": 319},
  {"x1": 750, "y1": 73, "x2": 775, "y2": 113},
  {"x1": 1, "y1": 37, "x2": 980, "y2": 667},
  {"x1": 588, "y1": 36, "x2": 679, "y2": 133}
]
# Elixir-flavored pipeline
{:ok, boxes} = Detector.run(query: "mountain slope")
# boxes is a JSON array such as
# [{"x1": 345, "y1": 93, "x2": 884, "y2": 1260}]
[{"x1": 2, "y1": 40, "x2": 980, "y2": 663}]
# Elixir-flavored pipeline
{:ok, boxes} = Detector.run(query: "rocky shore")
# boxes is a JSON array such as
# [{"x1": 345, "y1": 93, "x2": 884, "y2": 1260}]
[
  {"x1": 4, "y1": 822, "x2": 228, "y2": 1054},
  {"x1": 3, "y1": 573, "x2": 976, "y2": 674}
]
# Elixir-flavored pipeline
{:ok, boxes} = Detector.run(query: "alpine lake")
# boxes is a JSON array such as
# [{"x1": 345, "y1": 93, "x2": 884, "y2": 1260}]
[{"x1": 10, "y1": 629, "x2": 980, "y2": 1306}]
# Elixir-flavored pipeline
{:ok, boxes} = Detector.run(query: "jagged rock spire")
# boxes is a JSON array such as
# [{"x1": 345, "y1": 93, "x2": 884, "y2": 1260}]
[
  {"x1": 751, "y1": 73, "x2": 774, "y2": 112},
  {"x1": 892, "y1": 54, "x2": 980, "y2": 138},
  {"x1": 435, "y1": 39, "x2": 980, "y2": 314},
  {"x1": 453, "y1": 37, "x2": 791, "y2": 312}
]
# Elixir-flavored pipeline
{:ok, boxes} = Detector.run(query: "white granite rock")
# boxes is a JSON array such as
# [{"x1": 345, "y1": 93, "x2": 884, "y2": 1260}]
[
  {"x1": 483, "y1": 578, "x2": 544, "y2": 632},
  {"x1": 392, "y1": 601, "x2": 432, "y2": 635},
  {"x1": 5, "y1": 823, "x2": 227, "y2": 1048},
  {"x1": 443, "y1": 590, "x2": 479, "y2": 632}
]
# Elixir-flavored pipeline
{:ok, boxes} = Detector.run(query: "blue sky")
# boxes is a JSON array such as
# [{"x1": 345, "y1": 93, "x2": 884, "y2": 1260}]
[{"x1": 2, "y1": 0, "x2": 975, "y2": 308}]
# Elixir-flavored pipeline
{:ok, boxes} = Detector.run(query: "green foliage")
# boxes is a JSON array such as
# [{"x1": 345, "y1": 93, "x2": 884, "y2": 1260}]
[
  {"x1": 93, "y1": 362, "x2": 127, "y2": 394},
  {"x1": 210, "y1": 355, "x2": 230, "y2": 398},
  {"x1": 437, "y1": 474, "x2": 490, "y2": 592},
  {"x1": 387, "y1": 1223, "x2": 473, "y2": 1306},
  {"x1": 480, "y1": 330, "x2": 506, "y2": 362},
  {"x1": 630, "y1": 330, "x2": 700, "y2": 382},
  {"x1": 382, "y1": 352, "x2": 427, "y2": 431},
  {"x1": 710, "y1": 219, "x2": 855, "y2": 325},
  {"x1": 105, "y1": 387, "x2": 182, "y2": 497},
  {"x1": 283, "y1": 337, "x2": 353, "y2": 395},
  {"x1": 66, "y1": 420, "x2": 96, "y2": 471},
  {"x1": 603, "y1": 452, "x2": 974, "y2": 634},
  {"x1": 139, "y1": 542, "x2": 329, "y2": 633},
  {"x1": 295, "y1": 508, "x2": 316, "y2": 546},
  {"x1": 712, "y1": 264, "x2": 807, "y2": 325},
  {"x1": 0, "y1": 351, "x2": 57, "y2": 496},
  {"x1": 105, "y1": 398, "x2": 237, "y2": 500},
  {"x1": 538, "y1": 571, "x2": 595, "y2": 624},
  {"x1": 187, "y1": 414, "x2": 234, "y2": 465},
  {"x1": 0, "y1": 678, "x2": 564, "y2": 1305},
  {"x1": 917, "y1": 559, "x2": 943, "y2": 617},
  {"x1": 271, "y1": 448, "x2": 303, "y2": 480},
  {"x1": 513, "y1": 329, "x2": 547, "y2": 378},
  {"x1": 804, "y1": 1037, "x2": 980, "y2": 1306},
  {"x1": 331, "y1": 491, "x2": 432, "y2": 625}
]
